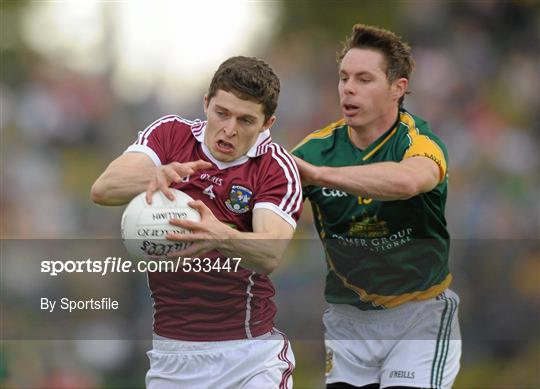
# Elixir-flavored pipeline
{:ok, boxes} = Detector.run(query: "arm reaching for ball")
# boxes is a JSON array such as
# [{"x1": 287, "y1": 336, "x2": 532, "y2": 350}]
[
  {"x1": 91, "y1": 152, "x2": 211, "y2": 206},
  {"x1": 166, "y1": 200, "x2": 294, "y2": 275}
]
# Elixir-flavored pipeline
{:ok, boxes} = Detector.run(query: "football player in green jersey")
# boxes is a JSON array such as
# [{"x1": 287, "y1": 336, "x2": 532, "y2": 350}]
[{"x1": 292, "y1": 24, "x2": 461, "y2": 389}]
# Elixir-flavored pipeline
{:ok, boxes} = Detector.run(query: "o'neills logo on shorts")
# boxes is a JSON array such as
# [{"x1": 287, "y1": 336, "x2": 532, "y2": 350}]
[{"x1": 389, "y1": 370, "x2": 415, "y2": 379}]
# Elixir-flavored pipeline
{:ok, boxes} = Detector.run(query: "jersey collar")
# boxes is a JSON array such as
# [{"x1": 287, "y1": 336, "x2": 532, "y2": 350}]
[
  {"x1": 191, "y1": 122, "x2": 272, "y2": 169},
  {"x1": 348, "y1": 111, "x2": 401, "y2": 161}
]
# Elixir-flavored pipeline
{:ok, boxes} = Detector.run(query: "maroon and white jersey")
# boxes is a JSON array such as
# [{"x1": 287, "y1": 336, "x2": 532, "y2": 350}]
[{"x1": 125, "y1": 115, "x2": 303, "y2": 341}]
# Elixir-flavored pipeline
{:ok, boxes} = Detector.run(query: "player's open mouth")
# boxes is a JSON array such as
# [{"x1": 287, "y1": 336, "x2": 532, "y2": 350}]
[
  {"x1": 216, "y1": 140, "x2": 235, "y2": 153},
  {"x1": 342, "y1": 103, "x2": 360, "y2": 116}
]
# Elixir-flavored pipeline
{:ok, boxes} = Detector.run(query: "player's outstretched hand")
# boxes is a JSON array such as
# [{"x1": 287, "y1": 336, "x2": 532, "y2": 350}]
[
  {"x1": 292, "y1": 156, "x2": 320, "y2": 187},
  {"x1": 145, "y1": 160, "x2": 212, "y2": 204},
  {"x1": 166, "y1": 200, "x2": 232, "y2": 258}
]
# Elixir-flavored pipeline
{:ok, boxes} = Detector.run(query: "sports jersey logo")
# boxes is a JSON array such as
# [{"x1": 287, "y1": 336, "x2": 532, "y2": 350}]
[
  {"x1": 322, "y1": 187, "x2": 348, "y2": 197},
  {"x1": 225, "y1": 185, "x2": 252, "y2": 214},
  {"x1": 348, "y1": 211, "x2": 389, "y2": 238}
]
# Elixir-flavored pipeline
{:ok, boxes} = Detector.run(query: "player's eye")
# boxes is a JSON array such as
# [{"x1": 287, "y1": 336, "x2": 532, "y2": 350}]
[
  {"x1": 216, "y1": 111, "x2": 227, "y2": 118},
  {"x1": 240, "y1": 118, "x2": 253, "y2": 125}
]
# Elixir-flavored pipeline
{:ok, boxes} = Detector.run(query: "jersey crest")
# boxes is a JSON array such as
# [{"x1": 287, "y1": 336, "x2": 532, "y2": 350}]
[
  {"x1": 225, "y1": 185, "x2": 252, "y2": 214},
  {"x1": 348, "y1": 212, "x2": 389, "y2": 238}
]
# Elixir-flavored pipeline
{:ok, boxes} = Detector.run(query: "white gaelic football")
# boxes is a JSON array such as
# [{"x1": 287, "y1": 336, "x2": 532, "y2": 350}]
[{"x1": 121, "y1": 189, "x2": 200, "y2": 259}]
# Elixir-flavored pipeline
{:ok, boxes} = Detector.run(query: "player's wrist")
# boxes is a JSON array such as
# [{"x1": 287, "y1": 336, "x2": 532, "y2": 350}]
[
  {"x1": 315, "y1": 166, "x2": 330, "y2": 187},
  {"x1": 216, "y1": 224, "x2": 240, "y2": 251}
]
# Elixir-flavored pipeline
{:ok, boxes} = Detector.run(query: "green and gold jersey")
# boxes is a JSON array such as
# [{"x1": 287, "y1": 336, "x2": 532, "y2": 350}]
[{"x1": 292, "y1": 110, "x2": 450, "y2": 310}]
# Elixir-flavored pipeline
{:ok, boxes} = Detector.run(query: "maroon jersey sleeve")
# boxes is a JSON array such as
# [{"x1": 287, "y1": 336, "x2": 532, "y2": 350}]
[
  {"x1": 124, "y1": 115, "x2": 195, "y2": 165},
  {"x1": 252, "y1": 143, "x2": 303, "y2": 229}
]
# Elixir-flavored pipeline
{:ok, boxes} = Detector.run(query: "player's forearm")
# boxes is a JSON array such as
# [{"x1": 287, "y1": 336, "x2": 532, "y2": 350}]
[
  {"x1": 316, "y1": 163, "x2": 420, "y2": 201},
  {"x1": 91, "y1": 165, "x2": 157, "y2": 206},
  {"x1": 217, "y1": 230, "x2": 290, "y2": 275}
]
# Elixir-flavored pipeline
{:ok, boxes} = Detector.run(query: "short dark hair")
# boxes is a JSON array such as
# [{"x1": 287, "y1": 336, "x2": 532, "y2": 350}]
[
  {"x1": 208, "y1": 56, "x2": 280, "y2": 122},
  {"x1": 338, "y1": 24, "x2": 415, "y2": 106}
]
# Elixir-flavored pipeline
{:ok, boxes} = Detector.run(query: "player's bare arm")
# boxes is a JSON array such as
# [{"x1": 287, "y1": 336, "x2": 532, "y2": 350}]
[
  {"x1": 91, "y1": 153, "x2": 211, "y2": 206},
  {"x1": 167, "y1": 202, "x2": 293, "y2": 275},
  {"x1": 294, "y1": 155, "x2": 440, "y2": 201}
]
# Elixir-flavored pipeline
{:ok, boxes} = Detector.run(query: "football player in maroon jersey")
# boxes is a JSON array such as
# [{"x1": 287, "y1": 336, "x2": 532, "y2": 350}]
[{"x1": 91, "y1": 56, "x2": 301, "y2": 388}]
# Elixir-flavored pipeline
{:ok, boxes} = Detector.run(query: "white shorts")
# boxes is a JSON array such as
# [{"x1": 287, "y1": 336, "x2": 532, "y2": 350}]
[
  {"x1": 146, "y1": 329, "x2": 294, "y2": 389},
  {"x1": 324, "y1": 289, "x2": 461, "y2": 389}
]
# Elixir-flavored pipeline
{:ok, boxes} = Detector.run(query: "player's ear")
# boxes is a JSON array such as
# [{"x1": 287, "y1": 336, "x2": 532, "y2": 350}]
[
  {"x1": 392, "y1": 78, "x2": 408, "y2": 102},
  {"x1": 203, "y1": 95, "x2": 209, "y2": 116},
  {"x1": 262, "y1": 115, "x2": 276, "y2": 132}
]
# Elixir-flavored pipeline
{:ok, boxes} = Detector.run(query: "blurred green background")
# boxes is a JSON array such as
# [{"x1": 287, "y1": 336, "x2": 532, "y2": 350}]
[{"x1": 1, "y1": 1, "x2": 538, "y2": 388}]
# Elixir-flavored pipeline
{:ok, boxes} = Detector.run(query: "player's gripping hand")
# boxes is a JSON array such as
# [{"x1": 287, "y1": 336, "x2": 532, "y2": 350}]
[
  {"x1": 292, "y1": 156, "x2": 320, "y2": 187},
  {"x1": 166, "y1": 200, "x2": 232, "y2": 258},
  {"x1": 145, "y1": 160, "x2": 212, "y2": 204}
]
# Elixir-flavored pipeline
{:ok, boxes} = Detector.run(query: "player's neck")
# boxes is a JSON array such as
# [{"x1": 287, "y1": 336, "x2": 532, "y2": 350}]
[{"x1": 348, "y1": 107, "x2": 399, "y2": 150}]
